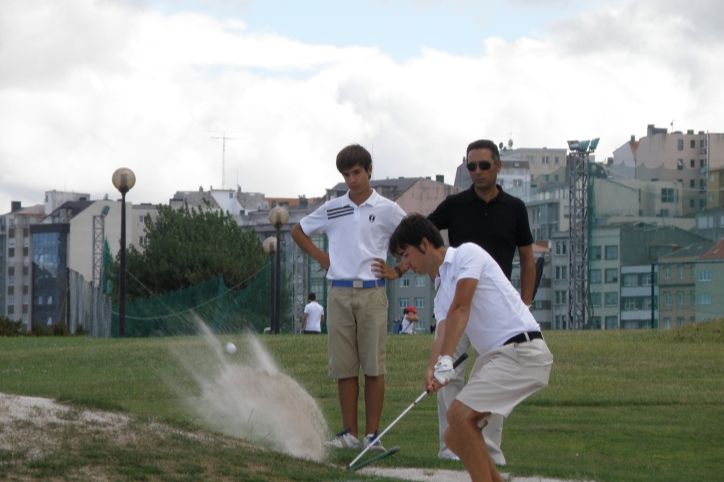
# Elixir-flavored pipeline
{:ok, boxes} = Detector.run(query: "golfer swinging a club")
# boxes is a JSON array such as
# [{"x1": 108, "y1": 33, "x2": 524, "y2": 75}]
[{"x1": 388, "y1": 214, "x2": 553, "y2": 482}]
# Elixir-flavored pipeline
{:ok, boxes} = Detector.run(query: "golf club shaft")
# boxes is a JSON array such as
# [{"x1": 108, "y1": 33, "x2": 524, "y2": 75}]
[{"x1": 347, "y1": 352, "x2": 468, "y2": 468}]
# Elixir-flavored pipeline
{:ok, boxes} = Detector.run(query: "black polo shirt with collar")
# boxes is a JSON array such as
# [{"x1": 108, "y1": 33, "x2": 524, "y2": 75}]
[{"x1": 428, "y1": 185, "x2": 533, "y2": 280}]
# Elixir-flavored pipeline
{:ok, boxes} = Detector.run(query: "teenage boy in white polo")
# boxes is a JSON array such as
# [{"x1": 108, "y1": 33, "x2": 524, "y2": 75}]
[
  {"x1": 290, "y1": 144, "x2": 406, "y2": 452},
  {"x1": 388, "y1": 214, "x2": 552, "y2": 482}
]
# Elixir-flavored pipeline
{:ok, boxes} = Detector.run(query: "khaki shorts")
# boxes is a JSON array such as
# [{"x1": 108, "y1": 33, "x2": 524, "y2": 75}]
[
  {"x1": 457, "y1": 339, "x2": 553, "y2": 418},
  {"x1": 327, "y1": 285, "x2": 389, "y2": 379}
]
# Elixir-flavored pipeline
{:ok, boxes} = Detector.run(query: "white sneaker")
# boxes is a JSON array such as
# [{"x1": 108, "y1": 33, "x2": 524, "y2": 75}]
[
  {"x1": 363, "y1": 431, "x2": 386, "y2": 452},
  {"x1": 324, "y1": 429, "x2": 360, "y2": 449}
]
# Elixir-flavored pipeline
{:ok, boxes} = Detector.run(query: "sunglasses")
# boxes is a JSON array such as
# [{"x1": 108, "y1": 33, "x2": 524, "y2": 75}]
[{"x1": 466, "y1": 161, "x2": 493, "y2": 172}]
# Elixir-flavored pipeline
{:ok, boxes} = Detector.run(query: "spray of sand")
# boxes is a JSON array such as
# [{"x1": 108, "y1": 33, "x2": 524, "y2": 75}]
[{"x1": 174, "y1": 318, "x2": 329, "y2": 461}]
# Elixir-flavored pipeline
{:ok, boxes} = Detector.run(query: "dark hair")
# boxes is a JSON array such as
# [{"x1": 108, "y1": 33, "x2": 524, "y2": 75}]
[
  {"x1": 466, "y1": 139, "x2": 500, "y2": 162},
  {"x1": 336, "y1": 144, "x2": 372, "y2": 175},
  {"x1": 389, "y1": 214, "x2": 445, "y2": 256},
  {"x1": 308, "y1": 293, "x2": 316, "y2": 301}
]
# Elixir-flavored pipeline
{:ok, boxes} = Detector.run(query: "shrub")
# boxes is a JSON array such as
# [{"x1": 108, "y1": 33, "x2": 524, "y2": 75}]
[{"x1": 0, "y1": 316, "x2": 26, "y2": 337}]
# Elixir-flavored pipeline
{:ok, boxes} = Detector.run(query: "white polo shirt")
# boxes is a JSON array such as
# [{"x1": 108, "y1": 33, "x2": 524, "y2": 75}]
[
  {"x1": 434, "y1": 243, "x2": 541, "y2": 355},
  {"x1": 303, "y1": 301, "x2": 325, "y2": 332},
  {"x1": 300, "y1": 189, "x2": 406, "y2": 280}
]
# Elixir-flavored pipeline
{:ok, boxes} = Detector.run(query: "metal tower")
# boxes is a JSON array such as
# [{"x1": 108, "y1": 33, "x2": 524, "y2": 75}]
[
  {"x1": 291, "y1": 242, "x2": 308, "y2": 334},
  {"x1": 92, "y1": 205, "x2": 110, "y2": 289},
  {"x1": 566, "y1": 138, "x2": 598, "y2": 330}
]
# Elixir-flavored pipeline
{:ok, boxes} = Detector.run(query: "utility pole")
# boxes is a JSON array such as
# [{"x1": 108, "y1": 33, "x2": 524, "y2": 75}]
[{"x1": 210, "y1": 131, "x2": 237, "y2": 190}]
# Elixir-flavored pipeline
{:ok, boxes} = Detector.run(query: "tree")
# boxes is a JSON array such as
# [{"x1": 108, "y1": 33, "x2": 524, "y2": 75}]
[{"x1": 110, "y1": 204, "x2": 266, "y2": 302}]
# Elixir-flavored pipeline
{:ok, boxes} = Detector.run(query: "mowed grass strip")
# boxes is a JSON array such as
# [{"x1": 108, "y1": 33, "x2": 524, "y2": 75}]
[{"x1": 1, "y1": 320, "x2": 722, "y2": 481}]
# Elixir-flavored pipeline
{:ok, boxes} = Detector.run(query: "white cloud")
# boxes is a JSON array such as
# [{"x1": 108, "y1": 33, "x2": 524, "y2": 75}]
[{"x1": 2, "y1": 0, "x2": 724, "y2": 215}]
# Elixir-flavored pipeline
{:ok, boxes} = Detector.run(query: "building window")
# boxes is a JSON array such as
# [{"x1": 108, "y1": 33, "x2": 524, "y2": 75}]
[
  {"x1": 590, "y1": 292, "x2": 601, "y2": 307},
  {"x1": 555, "y1": 291, "x2": 567, "y2": 305},
  {"x1": 661, "y1": 189, "x2": 675, "y2": 203},
  {"x1": 677, "y1": 291, "x2": 684, "y2": 305},
  {"x1": 678, "y1": 266, "x2": 684, "y2": 279},
  {"x1": 664, "y1": 317, "x2": 671, "y2": 328},
  {"x1": 605, "y1": 316, "x2": 618, "y2": 330},
  {"x1": 398, "y1": 298, "x2": 409, "y2": 309},
  {"x1": 699, "y1": 270, "x2": 711, "y2": 282},
  {"x1": 399, "y1": 277, "x2": 410, "y2": 288},
  {"x1": 590, "y1": 246, "x2": 601, "y2": 260},
  {"x1": 690, "y1": 199, "x2": 695, "y2": 208},
  {"x1": 414, "y1": 297, "x2": 425, "y2": 309},
  {"x1": 677, "y1": 139, "x2": 684, "y2": 150},
  {"x1": 605, "y1": 245, "x2": 618, "y2": 260},
  {"x1": 701, "y1": 159, "x2": 707, "y2": 167},
  {"x1": 624, "y1": 298, "x2": 637, "y2": 309},
  {"x1": 605, "y1": 292, "x2": 618, "y2": 307},
  {"x1": 590, "y1": 269, "x2": 601, "y2": 284},
  {"x1": 556, "y1": 241, "x2": 567, "y2": 255},
  {"x1": 542, "y1": 156, "x2": 550, "y2": 164},
  {"x1": 415, "y1": 276, "x2": 425, "y2": 287},
  {"x1": 690, "y1": 179, "x2": 696, "y2": 188},
  {"x1": 677, "y1": 160, "x2": 683, "y2": 170},
  {"x1": 664, "y1": 292, "x2": 671, "y2": 306},
  {"x1": 690, "y1": 140, "x2": 696, "y2": 148},
  {"x1": 555, "y1": 156, "x2": 560, "y2": 164},
  {"x1": 642, "y1": 273, "x2": 652, "y2": 286},
  {"x1": 642, "y1": 297, "x2": 653, "y2": 309},
  {"x1": 699, "y1": 293, "x2": 711, "y2": 305},
  {"x1": 605, "y1": 269, "x2": 618, "y2": 283},
  {"x1": 139, "y1": 236, "x2": 148, "y2": 246},
  {"x1": 555, "y1": 266, "x2": 567, "y2": 280},
  {"x1": 664, "y1": 267, "x2": 670, "y2": 279},
  {"x1": 624, "y1": 274, "x2": 638, "y2": 287},
  {"x1": 691, "y1": 291, "x2": 696, "y2": 305}
]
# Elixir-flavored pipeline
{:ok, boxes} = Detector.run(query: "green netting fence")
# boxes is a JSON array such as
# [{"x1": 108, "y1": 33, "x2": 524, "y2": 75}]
[{"x1": 111, "y1": 260, "x2": 274, "y2": 337}]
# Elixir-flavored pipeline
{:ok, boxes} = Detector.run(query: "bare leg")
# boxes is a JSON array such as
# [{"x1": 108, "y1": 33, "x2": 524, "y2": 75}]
[
  {"x1": 364, "y1": 374, "x2": 385, "y2": 436},
  {"x1": 338, "y1": 377, "x2": 359, "y2": 438},
  {"x1": 444, "y1": 400, "x2": 503, "y2": 482}
]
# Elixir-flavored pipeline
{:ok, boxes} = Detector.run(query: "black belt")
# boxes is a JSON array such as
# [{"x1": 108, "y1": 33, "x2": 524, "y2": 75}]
[{"x1": 504, "y1": 331, "x2": 543, "y2": 345}]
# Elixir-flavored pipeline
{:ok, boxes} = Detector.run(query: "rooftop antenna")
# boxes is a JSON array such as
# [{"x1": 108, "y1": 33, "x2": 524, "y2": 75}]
[
  {"x1": 670, "y1": 119, "x2": 675, "y2": 133},
  {"x1": 210, "y1": 131, "x2": 237, "y2": 189}
]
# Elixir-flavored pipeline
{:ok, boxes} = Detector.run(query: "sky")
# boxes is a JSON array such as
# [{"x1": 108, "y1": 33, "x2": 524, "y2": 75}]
[{"x1": 2, "y1": 0, "x2": 724, "y2": 212}]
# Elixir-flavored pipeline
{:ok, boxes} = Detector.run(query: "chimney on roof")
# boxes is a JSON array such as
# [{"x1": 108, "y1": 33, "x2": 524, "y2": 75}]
[
  {"x1": 687, "y1": 129, "x2": 694, "y2": 134},
  {"x1": 11, "y1": 201, "x2": 21, "y2": 212},
  {"x1": 436, "y1": 175, "x2": 444, "y2": 183},
  {"x1": 630, "y1": 135, "x2": 636, "y2": 143}
]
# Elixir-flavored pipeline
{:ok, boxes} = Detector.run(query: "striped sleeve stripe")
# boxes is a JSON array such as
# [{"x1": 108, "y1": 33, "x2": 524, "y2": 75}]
[{"x1": 328, "y1": 205, "x2": 354, "y2": 219}]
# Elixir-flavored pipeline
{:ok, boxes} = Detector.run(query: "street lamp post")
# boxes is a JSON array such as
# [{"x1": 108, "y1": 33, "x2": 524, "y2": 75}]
[
  {"x1": 268, "y1": 206, "x2": 289, "y2": 334},
  {"x1": 262, "y1": 236, "x2": 277, "y2": 333},
  {"x1": 112, "y1": 168, "x2": 136, "y2": 338}
]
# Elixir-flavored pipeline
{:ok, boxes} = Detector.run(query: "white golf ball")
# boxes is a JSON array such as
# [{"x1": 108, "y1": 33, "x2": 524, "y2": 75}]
[{"x1": 225, "y1": 342, "x2": 237, "y2": 355}]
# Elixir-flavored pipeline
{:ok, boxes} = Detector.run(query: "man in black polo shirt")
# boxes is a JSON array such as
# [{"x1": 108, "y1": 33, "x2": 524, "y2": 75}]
[{"x1": 428, "y1": 138, "x2": 535, "y2": 465}]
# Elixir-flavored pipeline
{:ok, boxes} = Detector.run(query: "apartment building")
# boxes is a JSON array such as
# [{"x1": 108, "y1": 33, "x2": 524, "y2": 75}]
[
  {"x1": 0, "y1": 192, "x2": 156, "y2": 331},
  {"x1": 609, "y1": 125, "x2": 724, "y2": 216}
]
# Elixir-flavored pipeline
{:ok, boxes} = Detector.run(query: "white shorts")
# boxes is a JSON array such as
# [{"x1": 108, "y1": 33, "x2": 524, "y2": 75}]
[{"x1": 457, "y1": 339, "x2": 553, "y2": 418}]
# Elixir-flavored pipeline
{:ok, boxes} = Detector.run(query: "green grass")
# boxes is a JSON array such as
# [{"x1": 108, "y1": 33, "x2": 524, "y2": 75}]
[{"x1": 1, "y1": 321, "x2": 723, "y2": 481}]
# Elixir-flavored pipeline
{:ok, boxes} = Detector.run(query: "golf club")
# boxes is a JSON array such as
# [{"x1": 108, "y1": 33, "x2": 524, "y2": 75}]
[
  {"x1": 347, "y1": 352, "x2": 468, "y2": 469},
  {"x1": 349, "y1": 445, "x2": 400, "y2": 472}
]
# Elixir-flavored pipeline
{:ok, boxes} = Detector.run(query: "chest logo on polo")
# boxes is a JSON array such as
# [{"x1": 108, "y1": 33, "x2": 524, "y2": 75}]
[{"x1": 368, "y1": 214, "x2": 376, "y2": 222}]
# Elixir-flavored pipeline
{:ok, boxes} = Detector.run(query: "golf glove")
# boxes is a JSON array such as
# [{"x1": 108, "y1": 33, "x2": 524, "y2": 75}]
[{"x1": 434, "y1": 355, "x2": 454, "y2": 385}]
